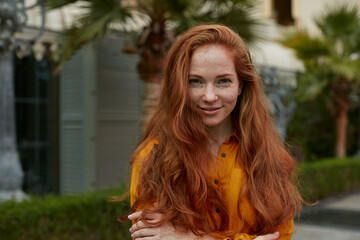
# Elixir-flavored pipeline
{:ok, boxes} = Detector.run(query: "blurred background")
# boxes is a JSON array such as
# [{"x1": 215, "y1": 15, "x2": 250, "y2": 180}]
[{"x1": 0, "y1": 0, "x2": 359, "y2": 239}]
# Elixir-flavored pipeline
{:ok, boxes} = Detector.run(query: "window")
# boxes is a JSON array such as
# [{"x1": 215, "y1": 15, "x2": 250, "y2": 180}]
[
  {"x1": 273, "y1": 0, "x2": 295, "y2": 26},
  {"x1": 15, "y1": 51, "x2": 58, "y2": 195}
]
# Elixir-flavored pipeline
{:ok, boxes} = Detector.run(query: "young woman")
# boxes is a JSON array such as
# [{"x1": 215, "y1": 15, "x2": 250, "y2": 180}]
[{"x1": 125, "y1": 24, "x2": 303, "y2": 240}]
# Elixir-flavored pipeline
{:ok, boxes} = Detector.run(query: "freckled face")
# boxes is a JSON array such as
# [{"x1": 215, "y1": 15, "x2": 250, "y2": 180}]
[{"x1": 188, "y1": 44, "x2": 241, "y2": 130}]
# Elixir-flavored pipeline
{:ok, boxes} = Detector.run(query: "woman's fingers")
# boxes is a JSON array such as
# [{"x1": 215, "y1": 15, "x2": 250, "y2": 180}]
[
  {"x1": 129, "y1": 213, "x2": 165, "y2": 233},
  {"x1": 144, "y1": 212, "x2": 164, "y2": 222},
  {"x1": 254, "y1": 232, "x2": 280, "y2": 240},
  {"x1": 131, "y1": 227, "x2": 156, "y2": 239},
  {"x1": 128, "y1": 210, "x2": 163, "y2": 222},
  {"x1": 130, "y1": 220, "x2": 146, "y2": 233},
  {"x1": 128, "y1": 210, "x2": 143, "y2": 220},
  {"x1": 128, "y1": 208, "x2": 166, "y2": 239},
  {"x1": 129, "y1": 211, "x2": 164, "y2": 222}
]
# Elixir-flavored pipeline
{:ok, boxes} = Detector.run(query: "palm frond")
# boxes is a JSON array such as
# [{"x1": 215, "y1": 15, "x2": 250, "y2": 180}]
[
  {"x1": 216, "y1": 4, "x2": 263, "y2": 43},
  {"x1": 326, "y1": 58, "x2": 360, "y2": 80},
  {"x1": 47, "y1": 0, "x2": 79, "y2": 10},
  {"x1": 55, "y1": 26, "x2": 87, "y2": 71},
  {"x1": 280, "y1": 30, "x2": 328, "y2": 62},
  {"x1": 315, "y1": 4, "x2": 360, "y2": 56},
  {"x1": 174, "y1": 0, "x2": 262, "y2": 43},
  {"x1": 51, "y1": 0, "x2": 262, "y2": 70},
  {"x1": 295, "y1": 67, "x2": 333, "y2": 101},
  {"x1": 316, "y1": 4, "x2": 360, "y2": 39},
  {"x1": 50, "y1": 0, "x2": 131, "y2": 69}
]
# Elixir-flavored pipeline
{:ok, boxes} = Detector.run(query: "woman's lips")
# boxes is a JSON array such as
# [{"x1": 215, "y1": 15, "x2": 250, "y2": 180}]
[{"x1": 199, "y1": 107, "x2": 221, "y2": 115}]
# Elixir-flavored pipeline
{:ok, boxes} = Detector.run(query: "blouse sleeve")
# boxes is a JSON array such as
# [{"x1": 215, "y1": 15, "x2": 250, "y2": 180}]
[
  {"x1": 130, "y1": 140, "x2": 158, "y2": 207},
  {"x1": 130, "y1": 156, "x2": 141, "y2": 207},
  {"x1": 275, "y1": 218, "x2": 294, "y2": 240}
]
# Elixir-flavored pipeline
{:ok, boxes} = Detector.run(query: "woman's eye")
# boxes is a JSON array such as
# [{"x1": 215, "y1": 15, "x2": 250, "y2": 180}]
[
  {"x1": 217, "y1": 78, "x2": 231, "y2": 85},
  {"x1": 189, "y1": 79, "x2": 202, "y2": 86}
]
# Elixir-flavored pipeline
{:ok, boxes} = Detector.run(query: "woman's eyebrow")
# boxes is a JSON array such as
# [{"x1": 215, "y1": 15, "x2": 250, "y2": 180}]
[
  {"x1": 216, "y1": 73, "x2": 235, "y2": 78},
  {"x1": 188, "y1": 74, "x2": 203, "y2": 78},
  {"x1": 188, "y1": 73, "x2": 235, "y2": 78}
]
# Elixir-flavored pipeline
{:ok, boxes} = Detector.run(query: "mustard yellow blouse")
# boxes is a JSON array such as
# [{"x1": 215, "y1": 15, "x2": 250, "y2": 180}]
[{"x1": 130, "y1": 133, "x2": 294, "y2": 240}]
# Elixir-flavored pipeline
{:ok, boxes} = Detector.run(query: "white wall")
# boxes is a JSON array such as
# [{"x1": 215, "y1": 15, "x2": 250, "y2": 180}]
[
  {"x1": 294, "y1": 0, "x2": 360, "y2": 35},
  {"x1": 25, "y1": 0, "x2": 85, "y2": 31}
]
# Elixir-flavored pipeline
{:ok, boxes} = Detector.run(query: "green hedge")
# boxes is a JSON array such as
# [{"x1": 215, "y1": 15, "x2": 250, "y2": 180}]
[
  {"x1": 0, "y1": 187, "x2": 131, "y2": 240},
  {"x1": 299, "y1": 157, "x2": 360, "y2": 201},
  {"x1": 1, "y1": 158, "x2": 360, "y2": 239}
]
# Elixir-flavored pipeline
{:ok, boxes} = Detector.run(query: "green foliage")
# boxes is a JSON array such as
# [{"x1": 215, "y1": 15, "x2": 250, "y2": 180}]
[
  {"x1": 0, "y1": 187, "x2": 131, "y2": 240},
  {"x1": 281, "y1": 31, "x2": 328, "y2": 64},
  {"x1": 327, "y1": 57, "x2": 360, "y2": 80},
  {"x1": 47, "y1": 0, "x2": 132, "y2": 69},
  {"x1": 294, "y1": 67, "x2": 334, "y2": 101},
  {"x1": 137, "y1": 0, "x2": 193, "y2": 18},
  {"x1": 287, "y1": 97, "x2": 335, "y2": 161},
  {"x1": 299, "y1": 157, "x2": 360, "y2": 201},
  {"x1": 281, "y1": 4, "x2": 360, "y2": 158},
  {"x1": 315, "y1": 4, "x2": 360, "y2": 56},
  {"x1": 48, "y1": 0, "x2": 262, "y2": 69},
  {"x1": 182, "y1": 0, "x2": 263, "y2": 43},
  {"x1": 286, "y1": 95, "x2": 360, "y2": 160},
  {"x1": 280, "y1": 4, "x2": 360, "y2": 100},
  {"x1": 46, "y1": 0, "x2": 78, "y2": 9}
]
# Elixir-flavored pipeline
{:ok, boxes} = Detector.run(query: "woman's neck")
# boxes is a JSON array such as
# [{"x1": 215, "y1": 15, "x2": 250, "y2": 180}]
[{"x1": 208, "y1": 118, "x2": 233, "y2": 157}]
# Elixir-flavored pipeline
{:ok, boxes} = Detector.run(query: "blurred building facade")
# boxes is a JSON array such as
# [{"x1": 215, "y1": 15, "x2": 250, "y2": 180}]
[
  {"x1": 12, "y1": 1, "x2": 144, "y2": 195},
  {"x1": 9, "y1": 0, "x2": 360, "y2": 195}
]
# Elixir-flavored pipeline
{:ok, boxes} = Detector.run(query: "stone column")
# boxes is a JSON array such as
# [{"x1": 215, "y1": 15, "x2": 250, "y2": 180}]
[{"x1": 0, "y1": 49, "x2": 27, "y2": 202}]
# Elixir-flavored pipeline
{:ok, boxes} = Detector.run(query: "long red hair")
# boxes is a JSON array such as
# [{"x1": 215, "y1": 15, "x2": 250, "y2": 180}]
[{"x1": 125, "y1": 24, "x2": 303, "y2": 235}]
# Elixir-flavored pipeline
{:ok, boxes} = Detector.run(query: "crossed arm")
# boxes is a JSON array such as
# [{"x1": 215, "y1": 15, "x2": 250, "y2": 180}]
[{"x1": 128, "y1": 210, "x2": 281, "y2": 240}]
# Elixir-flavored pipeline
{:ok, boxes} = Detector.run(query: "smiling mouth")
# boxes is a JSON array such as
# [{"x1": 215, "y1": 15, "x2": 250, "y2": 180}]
[
  {"x1": 200, "y1": 107, "x2": 221, "y2": 111},
  {"x1": 199, "y1": 107, "x2": 221, "y2": 115}
]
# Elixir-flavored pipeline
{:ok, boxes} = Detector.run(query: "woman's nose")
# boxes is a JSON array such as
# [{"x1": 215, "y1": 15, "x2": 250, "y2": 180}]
[{"x1": 202, "y1": 85, "x2": 218, "y2": 102}]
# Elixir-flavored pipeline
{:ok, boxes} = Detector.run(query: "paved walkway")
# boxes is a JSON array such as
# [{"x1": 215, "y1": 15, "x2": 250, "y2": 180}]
[{"x1": 292, "y1": 190, "x2": 360, "y2": 240}]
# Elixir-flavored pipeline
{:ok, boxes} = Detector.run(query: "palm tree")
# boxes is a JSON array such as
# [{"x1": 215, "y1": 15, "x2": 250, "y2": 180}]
[
  {"x1": 47, "y1": 0, "x2": 262, "y2": 121},
  {"x1": 281, "y1": 4, "x2": 360, "y2": 158}
]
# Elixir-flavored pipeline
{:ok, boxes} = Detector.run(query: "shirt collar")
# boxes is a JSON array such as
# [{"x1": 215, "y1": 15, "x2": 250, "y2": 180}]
[{"x1": 226, "y1": 131, "x2": 239, "y2": 143}]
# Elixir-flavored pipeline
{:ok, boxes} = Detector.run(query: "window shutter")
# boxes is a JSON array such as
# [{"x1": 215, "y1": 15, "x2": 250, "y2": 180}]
[
  {"x1": 59, "y1": 45, "x2": 96, "y2": 194},
  {"x1": 96, "y1": 34, "x2": 143, "y2": 188}
]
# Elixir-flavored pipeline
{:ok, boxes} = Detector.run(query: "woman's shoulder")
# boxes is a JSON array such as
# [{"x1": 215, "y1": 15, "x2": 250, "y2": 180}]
[{"x1": 135, "y1": 139, "x2": 159, "y2": 160}]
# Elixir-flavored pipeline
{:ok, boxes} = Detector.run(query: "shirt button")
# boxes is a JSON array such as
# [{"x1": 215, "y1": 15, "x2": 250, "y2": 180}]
[
  {"x1": 216, "y1": 208, "x2": 221, "y2": 213},
  {"x1": 221, "y1": 153, "x2": 226, "y2": 157},
  {"x1": 214, "y1": 179, "x2": 219, "y2": 184},
  {"x1": 230, "y1": 137, "x2": 233, "y2": 141}
]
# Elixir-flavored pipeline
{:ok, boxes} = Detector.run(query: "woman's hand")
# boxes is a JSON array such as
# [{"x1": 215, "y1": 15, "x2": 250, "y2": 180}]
[
  {"x1": 129, "y1": 211, "x2": 279, "y2": 240},
  {"x1": 129, "y1": 211, "x2": 192, "y2": 240},
  {"x1": 254, "y1": 232, "x2": 280, "y2": 240},
  {"x1": 128, "y1": 211, "x2": 215, "y2": 240}
]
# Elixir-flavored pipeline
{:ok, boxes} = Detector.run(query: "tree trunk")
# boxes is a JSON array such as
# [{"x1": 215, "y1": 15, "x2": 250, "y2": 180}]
[
  {"x1": 0, "y1": 49, "x2": 27, "y2": 202},
  {"x1": 143, "y1": 80, "x2": 161, "y2": 122},
  {"x1": 333, "y1": 78, "x2": 351, "y2": 158},
  {"x1": 138, "y1": 19, "x2": 168, "y2": 123},
  {"x1": 335, "y1": 104, "x2": 349, "y2": 158}
]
